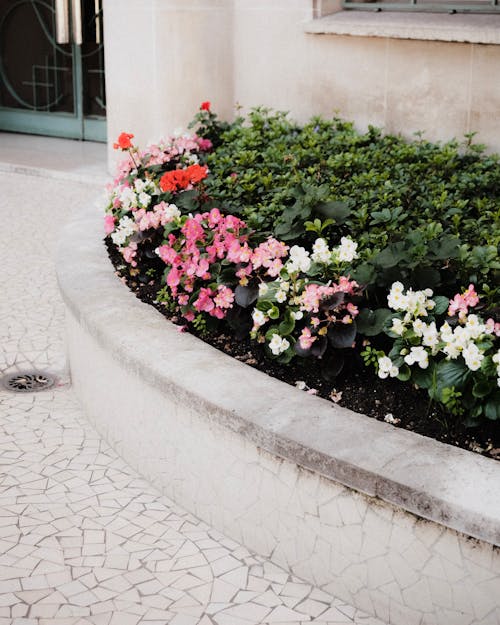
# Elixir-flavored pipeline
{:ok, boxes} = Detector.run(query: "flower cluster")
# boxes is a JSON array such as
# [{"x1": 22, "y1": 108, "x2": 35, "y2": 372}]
[
  {"x1": 387, "y1": 281, "x2": 435, "y2": 320},
  {"x1": 156, "y1": 208, "x2": 248, "y2": 321},
  {"x1": 310, "y1": 236, "x2": 358, "y2": 265},
  {"x1": 246, "y1": 239, "x2": 361, "y2": 362},
  {"x1": 103, "y1": 129, "x2": 212, "y2": 266},
  {"x1": 104, "y1": 119, "x2": 499, "y2": 427},
  {"x1": 159, "y1": 164, "x2": 208, "y2": 193},
  {"x1": 372, "y1": 282, "x2": 499, "y2": 419},
  {"x1": 379, "y1": 283, "x2": 498, "y2": 377}
]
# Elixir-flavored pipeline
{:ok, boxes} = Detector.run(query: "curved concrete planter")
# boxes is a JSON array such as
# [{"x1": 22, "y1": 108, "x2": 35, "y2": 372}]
[{"x1": 58, "y1": 203, "x2": 500, "y2": 625}]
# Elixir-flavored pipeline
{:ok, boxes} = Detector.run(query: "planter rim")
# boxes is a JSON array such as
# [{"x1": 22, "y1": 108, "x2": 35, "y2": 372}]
[{"x1": 57, "y1": 203, "x2": 500, "y2": 548}]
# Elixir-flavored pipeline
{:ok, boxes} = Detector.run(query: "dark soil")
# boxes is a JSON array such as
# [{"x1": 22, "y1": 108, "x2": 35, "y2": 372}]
[{"x1": 106, "y1": 238, "x2": 500, "y2": 461}]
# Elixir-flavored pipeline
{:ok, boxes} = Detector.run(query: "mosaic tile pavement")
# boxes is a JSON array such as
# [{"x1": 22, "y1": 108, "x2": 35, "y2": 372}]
[{"x1": 0, "y1": 169, "x2": 386, "y2": 625}]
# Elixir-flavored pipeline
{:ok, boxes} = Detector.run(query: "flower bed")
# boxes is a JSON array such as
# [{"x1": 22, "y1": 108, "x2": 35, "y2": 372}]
[{"x1": 103, "y1": 104, "x2": 500, "y2": 455}]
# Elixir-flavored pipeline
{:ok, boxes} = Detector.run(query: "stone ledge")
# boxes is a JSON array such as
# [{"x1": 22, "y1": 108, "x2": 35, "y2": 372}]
[
  {"x1": 57, "y1": 202, "x2": 500, "y2": 548},
  {"x1": 304, "y1": 11, "x2": 500, "y2": 44}
]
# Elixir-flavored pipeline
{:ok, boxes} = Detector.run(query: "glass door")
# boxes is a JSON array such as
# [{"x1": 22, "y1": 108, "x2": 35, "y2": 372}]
[{"x1": 0, "y1": 0, "x2": 106, "y2": 141}]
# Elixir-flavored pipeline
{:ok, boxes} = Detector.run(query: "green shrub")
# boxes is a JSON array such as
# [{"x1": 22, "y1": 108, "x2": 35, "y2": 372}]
[{"x1": 201, "y1": 108, "x2": 500, "y2": 299}]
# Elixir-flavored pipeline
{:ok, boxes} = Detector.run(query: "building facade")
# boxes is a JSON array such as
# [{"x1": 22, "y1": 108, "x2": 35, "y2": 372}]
[{"x1": 1, "y1": 0, "x2": 500, "y2": 168}]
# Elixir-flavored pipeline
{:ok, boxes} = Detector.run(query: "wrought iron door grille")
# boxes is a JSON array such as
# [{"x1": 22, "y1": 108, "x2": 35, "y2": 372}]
[{"x1": 342, "y1": 0, "x2": 499, "y2": 12}]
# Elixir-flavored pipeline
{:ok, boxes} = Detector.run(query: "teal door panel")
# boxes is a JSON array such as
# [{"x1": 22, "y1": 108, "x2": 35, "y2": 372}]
[{"x1": 0, "y1": 0, "x2": 106, "y2": 142}]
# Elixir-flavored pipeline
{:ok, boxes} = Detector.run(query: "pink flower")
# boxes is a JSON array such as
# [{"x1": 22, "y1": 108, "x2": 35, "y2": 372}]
[
  {"x1": 300, "y1": 284, "x2": 336, "y2": 313},
  {"x1": 266, "y1": 258, "x2": 283, "y2": 278},
  {"x1": 104, "y1": 215, "x2": 116, "y2": 235},
  {"x1": 213, "y1": 285, "x2": 234, "y2": 309},
  {"x1": 121, "y1": 242, "x2": 137, "y2": 266},
  {"x1": 167, "y1": 267, "x2": 181, "y2": 288},
  {"x1": 299, "y1": 327, "x2": 317, "y2": 350},
  {"x1": 346, "y1": 302, "x2": 359, "y2": 317},
  {"x1": 448, "y1": 284, "x2": 479, "y2": 318},
  {"x1": 207, "y1": 208, "x2": 222, "y2": 227},
  {"x1": 182, "y1": 218, "x2": 205, "y2": 242},
  {"x1": 333, "y1": 276, "x2": 359, "y2": 296},
  {"x1": 193, "y1": 287, "x2": 215, "y2": 313},
  {"x1": 197, "y1": 138, "x2": 213, "y2": 152},
  {"x1": 486, "y1": 318, "x2": 500, "y2": 337}
]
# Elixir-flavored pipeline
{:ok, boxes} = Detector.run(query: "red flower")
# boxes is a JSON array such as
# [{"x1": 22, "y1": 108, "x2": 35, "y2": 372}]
[
  {"x1": 159, "y1": 164, "x2": 208, "y2": 193},
  {"x1": 186, "y1": 163, "x2": 208, "y2": 184},
  {"x1": 113, "y1": 132, "x2": 134, "y2": 150},
  {"x1": 200, "y1": 101, "x2": 211, "y2": 111}
]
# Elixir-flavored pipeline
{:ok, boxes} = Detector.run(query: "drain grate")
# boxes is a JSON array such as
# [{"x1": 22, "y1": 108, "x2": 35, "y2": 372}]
[{"x1": 2, "y1": 372, "x2": 55, "y2": 393}]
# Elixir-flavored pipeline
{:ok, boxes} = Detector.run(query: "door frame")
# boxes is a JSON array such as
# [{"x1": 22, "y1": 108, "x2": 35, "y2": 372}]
[{"x1": 0, "y1": 0, "x2": 106, "y2": 142}]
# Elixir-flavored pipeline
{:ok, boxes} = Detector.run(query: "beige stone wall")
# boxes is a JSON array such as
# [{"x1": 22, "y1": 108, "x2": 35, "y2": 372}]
[{"x1": 102, "y1": 0, "x2": 500, "y2": 169}]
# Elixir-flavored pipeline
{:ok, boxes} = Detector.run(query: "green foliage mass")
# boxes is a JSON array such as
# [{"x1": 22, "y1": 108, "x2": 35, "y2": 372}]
[{"x1": 202, "y1": 108, "x2": 500, "y2": 298}]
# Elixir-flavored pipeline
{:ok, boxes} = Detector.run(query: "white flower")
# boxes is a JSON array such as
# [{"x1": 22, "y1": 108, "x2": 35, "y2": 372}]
[
  {"x1": 390, "y1": 318, "x2": 406, "y2": 336},
  {"x1": 387, "y1": 282, "x2": 434, "y2": 318},
  {"x1": 337, "y1": 236, "x2": 358, "y2": 263},
  {"x1": 279, "y1": 280, "x2": 290, "y2": 292},
  {"x1": 378, "y1": 356, "x2": 399, "y2": 379},
  {"x1": 252, "y1": 309, "x2": 267, "y2": 327},
  {"x1": 292, "y1": 311, "x2": 304, "y2": 321},
  {"x1": 286, "y1": 246, "x2": 311, "y2": 274},
  {"x1": 110, "y1": 216, "x2": 136, "y2": 246},
  {"x1": 422, "y1": 322, "x2": 439, "y2": 352},
  {"x1": 258, "y1": 283, "x2": 269, "y2": 297},
  {"x1": 134, "y1": 178, "x2": 146, "y2": 192},
  {"x1": 276, "y1": 290, "x2": 287, "y2": 303},
  {"x1": 311, "y1": 238, "x2": 332, "y2": 264},
  {"x1": 465, "y1": 314, "x2": 486, "y2": 339},
  {"x1": 163, "y1": 203, "x2": 181, "y2": 222},
  {"x1": 119, "y1": 186, "x2": 137, "y2": 209},
  {"x1": 138, "y1": 192, "x2": 151, "y2": 207},
  {"x1": 387, "y1": 282, "x2": 407, "y2": 311},
  {"x1": 462, "y1": 343, "x2": 484, "y2": 371},
  {"x1": 404, "y1": 346, "x2": 429, "y2": 369},
  {"x1": 268, "y1": 334, "x2": 290, "y2": 356},
  {"x1": 412, "y1": 319, "x2": 426, "y2": 336},
  {"x1": 493, "y1": 350, "x2": 500, "y2": 387}
]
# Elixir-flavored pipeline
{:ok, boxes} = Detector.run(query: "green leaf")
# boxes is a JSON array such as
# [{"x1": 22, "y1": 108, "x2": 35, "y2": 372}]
[
  {"x1": 397, "y1": 364, "x2": 411, "y2": 382},
  {"x1": 175, "y1": 189, "x2": 199, "y2": 212},
  {"x1": 413, "y1": 267, "x2": 441, "y2": 290},
  {"x1": 374, "y1": 243, "x2": 406, "y2": 269},
  {"x1": 484, "y1": 394, "x2": 500, "y2": 420},
  {"x1": 436, "y1": 359, "x2": 471, "y2": 391},
  {"x1": 350, "y1": 262, "x2": 376, "y2": 285},
  {"x1": 313, "y1": 201, "x2": 350, "y2": 223},
  {"x1": 428, "y1": 236, "x2": 460, "y2": 260},
  {"x1": 412, "y1": 363, "x2": 435, "y2": 389},
  {"x1": 356, "y1": 308, "x2": 393, "y2": 337},
  {"x1": 432, "y1": 295, "x2": 450, "y2": 316},
  {"x1": 268, "y1": 305, "x2": 280, "y2": 320},
  {"x1": 472, "y1": 379, "x2": 494, "y2": 399},
  {"x1": 278, "y1": 310, "x2": 295, "y2": 336}
]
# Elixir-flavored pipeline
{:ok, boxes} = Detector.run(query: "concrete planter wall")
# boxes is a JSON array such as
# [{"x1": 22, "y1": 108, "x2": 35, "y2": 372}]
[{"x1": 57, "y1": 203, "x2": 500, "y2": 625}]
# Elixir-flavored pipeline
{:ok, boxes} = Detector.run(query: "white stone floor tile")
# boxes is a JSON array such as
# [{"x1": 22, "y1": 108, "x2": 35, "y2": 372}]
[{"x1": 0, "y1": 161, "x2": 387, "y2": 624}]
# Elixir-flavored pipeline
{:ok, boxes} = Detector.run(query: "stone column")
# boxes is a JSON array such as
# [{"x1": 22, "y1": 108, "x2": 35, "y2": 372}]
[{"x1": 102, "y1": 0, "x2": 234, "y2": 171}]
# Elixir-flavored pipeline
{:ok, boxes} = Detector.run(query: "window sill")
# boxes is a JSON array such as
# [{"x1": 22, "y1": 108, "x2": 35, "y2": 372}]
[{"x1": 304, "y1": 10, "x2": 500, "y2": 44}]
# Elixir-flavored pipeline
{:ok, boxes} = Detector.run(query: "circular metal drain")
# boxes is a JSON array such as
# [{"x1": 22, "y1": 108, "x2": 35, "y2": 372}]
[{"x1": 2, "y1": 372, "x2": 55, "y2": 393}]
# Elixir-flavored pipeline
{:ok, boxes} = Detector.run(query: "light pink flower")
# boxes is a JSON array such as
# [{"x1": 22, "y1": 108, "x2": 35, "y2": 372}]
[
  {"x1": 448, "y1": 284, "x2": 479, "y2": 318},
  {"x1": 213, "y1": 285, "x2": 234, "y2": 309},
  {"x1": 104, "y1": 215, "x2": 116, "y2": 235},
  {"x1": 299, "y1": 327, "x2": 317, "y2": 350}
]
